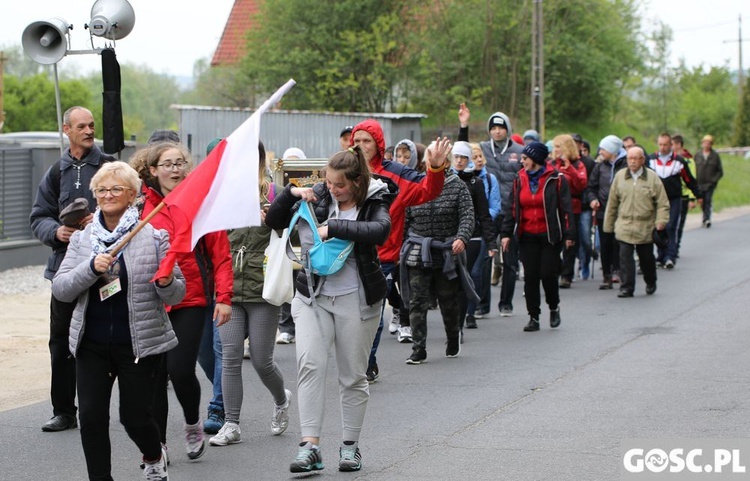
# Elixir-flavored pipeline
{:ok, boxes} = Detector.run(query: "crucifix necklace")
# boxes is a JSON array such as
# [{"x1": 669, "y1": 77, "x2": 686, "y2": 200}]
[{"x1": 73, "y1": 163, "x2": 83, "y2": 190}]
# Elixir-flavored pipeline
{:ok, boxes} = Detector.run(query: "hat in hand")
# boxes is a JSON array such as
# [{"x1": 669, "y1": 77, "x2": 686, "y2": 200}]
[{"x1": 59, "y1": 198, "x2": 90, "y2": 227}]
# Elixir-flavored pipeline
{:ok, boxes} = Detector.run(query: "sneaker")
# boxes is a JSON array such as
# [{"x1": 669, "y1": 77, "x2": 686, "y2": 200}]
[
  {"x1": 142, "y1": 445, "x2": 169, "y2": 481},
  {"x1": 664, "y1": 259, "x2": 675, "y2": 269},
  {"x1": 209, "y1": 422, "x2": 242, "y2": 446},
  {"x1": 140, "y1": 444, "x2": 169, "y2": 470},
  {"x1": 559, "y1": 278, "x2": 572, "y2": 289},
  {"x1": 397, "y1": 326, "x2": 412, "y2": 343},
  {"x1": 499, "y1": 306, "x2": 513, "y2": 317},
  {"x1": 290, "y1": 441, "x2": 324, "y2": 473},
  {"x1": 339, "y1": 441, "x2": 362, "y2": 472},
  {"x1": 243, "y1": 340, "x2": 251, "y2": 359},
  {"x1": 523, "y1": 317, "x2": 540, "y2": 332},
  {"x1": 611, "y1": 272, "x2": 621, "y2": 283},
  {"x1": 277, "y1": 332, "x2": 295, "y2": 344},
  {"x1": 388, "y1": 317, "x2": 399, "y2": 335},
  {"x1": 617, "y1": 290, "x2": 634, "y2": 298},
  {"x1": 473, "y1": 310, "x2": 486, "y2": 319},
  {"x1": 599, "y1": 276, "x2": 613, "y2": 290},
  {"x1": 203, "y1": 409, "x2": 224, "y2": 434},
  {"x1": 445, "y1": 337, "x2": 460, "y2": 358},
  {"x1": 465, "y1": 314, "x2": 477, "y2": 329},
  {"x1": 272, "y1": 389, "x2": 292, "y2": 435},
  {"x1": 405, "y1": 348, "x2": 427, "y2": 365},
  {"x1": 550, "y1": 308, "x2": 561, "y2": 328},
  {"x1": 366, "y1": 363, "x2": 379, "y2": 383},
  {"x1": 185, "y1": 421, "x2": 206, "y2": 460}
]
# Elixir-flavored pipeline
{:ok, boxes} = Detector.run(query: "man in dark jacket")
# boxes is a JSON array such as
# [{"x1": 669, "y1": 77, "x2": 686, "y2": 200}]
[
  {"x1": 585, "y1": 135, "x2": 627, "y2": 289},
  {"x1": 693, "y1": 134, "x2": 723, "y2": 228},
  {"x1": 648, "y1": 133, "x2": 702, "y2": 269},
  {"x1": 29, "y1": 106, "x2": 114, "y2": 432},
  {"x1": 457, "y1": 107, "x2": 523, "y2": 317}
]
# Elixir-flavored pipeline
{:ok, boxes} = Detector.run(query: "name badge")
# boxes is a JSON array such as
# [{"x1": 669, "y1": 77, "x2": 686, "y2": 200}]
[{"x1": 99, "y1": 278, "x2": 122, "y2": 301}]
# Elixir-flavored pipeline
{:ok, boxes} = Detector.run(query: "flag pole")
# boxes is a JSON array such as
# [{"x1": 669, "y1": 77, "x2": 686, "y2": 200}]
[{"x1": 109, "y1": 202, "x2": 166, "y2": 258}]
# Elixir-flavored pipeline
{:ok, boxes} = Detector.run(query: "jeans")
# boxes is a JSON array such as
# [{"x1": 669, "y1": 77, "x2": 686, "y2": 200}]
[
  {"x1": 577, "y1": 209, "x2": 593, "y2": 278},
  {"x1": 471, "y1": 239, "x2": 492, "y2": 314},
  {"x1": 368, "y1": 262, "x2": 397, "y2": 369},
  {"x1": 197, "y1": 303, "x2": 223, "y2": 413},
  {"x1": 561, "y1": 213, "x2": 581, "y2": 281}
]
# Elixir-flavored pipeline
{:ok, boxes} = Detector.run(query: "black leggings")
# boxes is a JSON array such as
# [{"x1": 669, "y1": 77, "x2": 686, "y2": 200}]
[{"x1": 154, "y1": 306, "x2": 206, "y2": 443}]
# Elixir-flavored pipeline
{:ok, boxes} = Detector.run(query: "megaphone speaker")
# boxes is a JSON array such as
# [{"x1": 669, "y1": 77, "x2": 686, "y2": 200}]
[
  {"x1": 22, "y1": 17, "x2": 70, "y2": 65},
  {"x1": 88, "y1": 0, "x2": 135, "y2": 40}
]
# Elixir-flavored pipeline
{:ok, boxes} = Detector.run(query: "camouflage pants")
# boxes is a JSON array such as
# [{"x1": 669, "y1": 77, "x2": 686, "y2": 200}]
[{"x1": 407, "y1": 266, "x2": 461, "y2": 351}]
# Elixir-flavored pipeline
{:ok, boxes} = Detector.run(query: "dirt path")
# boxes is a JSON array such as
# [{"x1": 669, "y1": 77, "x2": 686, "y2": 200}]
[{"x1": 0, "y1": 207, "x2": 747, "y2": 413}]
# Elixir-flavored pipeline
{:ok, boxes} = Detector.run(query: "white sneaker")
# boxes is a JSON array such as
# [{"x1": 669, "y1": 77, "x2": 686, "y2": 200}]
[
  {"x1": 185, "y1": 420, "x2": 206, "y2": 460},
  {"x1": 277, "y1": 332, "x2": 295, "y2": 344},
  {"x1": 272, "y1": 389, "x2": 292, "y2": 435},
  {"x1": 209, "y1": 422, "x2": 242, "y2": 446},
  {"x1": 397, "y1": 326, "x2": 412, "y2": 343},
  {"x1": 388, "y1": 318, "x2": 400, "y2": 334},
  {"x1": 143, "y1": 445, "x2": 169, "y2": 480}
]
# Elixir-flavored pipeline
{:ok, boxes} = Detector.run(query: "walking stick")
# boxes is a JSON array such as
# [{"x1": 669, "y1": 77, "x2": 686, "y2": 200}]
[{"x1": 590, "y1": 213, "x2": 598, "y2": 280}]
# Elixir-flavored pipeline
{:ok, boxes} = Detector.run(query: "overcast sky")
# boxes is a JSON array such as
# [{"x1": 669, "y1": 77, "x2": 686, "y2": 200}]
[{"x1": 0, "y1": 0, "x2": 748, "y2": 78}]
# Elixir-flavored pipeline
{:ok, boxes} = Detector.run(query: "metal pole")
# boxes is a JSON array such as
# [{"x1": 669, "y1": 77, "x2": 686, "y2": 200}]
[
  {"x1": 538, "y1": 0, "x2": 545, "y2": 140},
  {"x1": 740, "y1": 15, "x2": 744, "y2": 101},
  {"x1": 531, "y1": 1, "x2": 538, "y2": 131},
  {"x1": 53, "y1": 63, "x2": 64, "y2": 156}
]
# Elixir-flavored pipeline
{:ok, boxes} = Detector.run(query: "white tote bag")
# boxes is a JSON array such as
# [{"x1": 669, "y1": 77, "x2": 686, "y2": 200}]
[{"x1": 262, "y1": 228, "x2": 294, "y2": 306}]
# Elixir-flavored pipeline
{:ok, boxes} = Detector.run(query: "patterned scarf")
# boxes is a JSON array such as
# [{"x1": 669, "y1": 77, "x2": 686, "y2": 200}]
[{"x1": 90, "y1": 205, "x2": 140, "y2": 258}]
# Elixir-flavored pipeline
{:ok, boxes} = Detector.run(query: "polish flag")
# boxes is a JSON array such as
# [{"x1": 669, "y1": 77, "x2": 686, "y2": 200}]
[{"x1": 153, "y1": 79, "x2": 296, "y2": 280}]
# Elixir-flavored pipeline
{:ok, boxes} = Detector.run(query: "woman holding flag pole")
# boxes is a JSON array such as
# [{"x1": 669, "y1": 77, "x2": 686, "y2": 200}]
[{"x1": 132, "y1": 141, "x2": 234, "y2": 462}]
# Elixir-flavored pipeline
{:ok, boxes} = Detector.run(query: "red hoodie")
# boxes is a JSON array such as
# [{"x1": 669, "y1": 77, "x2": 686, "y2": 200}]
[
  {"x1": 350, "y1": 120, "x2": 444, "y2": 263},
  {"x1": 141, "y1": 184, "x2": 233, "y2": 310}
]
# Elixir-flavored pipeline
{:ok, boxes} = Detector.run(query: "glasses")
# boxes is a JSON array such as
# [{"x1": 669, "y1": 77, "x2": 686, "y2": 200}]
[
  {"x1": 93, "y1": 186, "x2": 130, "y2": 198},
  {"x1": 157, "y1": 161, "x2": 188, "y2": 171}
]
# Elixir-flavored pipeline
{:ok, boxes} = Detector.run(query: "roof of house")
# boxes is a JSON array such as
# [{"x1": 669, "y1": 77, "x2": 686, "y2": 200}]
[{"x1": 211, "y1": 0, "x2": 261, "y2": 67}]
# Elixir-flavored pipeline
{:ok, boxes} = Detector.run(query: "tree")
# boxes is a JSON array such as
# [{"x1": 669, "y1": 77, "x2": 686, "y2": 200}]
[{"x1": 733, "y1": 77, "x2": 750, "y2": 146}]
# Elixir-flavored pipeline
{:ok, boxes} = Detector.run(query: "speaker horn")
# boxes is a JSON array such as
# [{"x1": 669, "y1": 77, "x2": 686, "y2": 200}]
[
  {"x1": 21, "y1": 17, "x2": 70, "y2": 65},
  {"x1": 88, "y1": 0, "x2": 135, "y2": 40}
]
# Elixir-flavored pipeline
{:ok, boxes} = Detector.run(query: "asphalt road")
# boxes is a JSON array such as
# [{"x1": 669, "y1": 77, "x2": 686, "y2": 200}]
[{"x1": 2, "y1": 214, "x2": 748, "y2": 480}]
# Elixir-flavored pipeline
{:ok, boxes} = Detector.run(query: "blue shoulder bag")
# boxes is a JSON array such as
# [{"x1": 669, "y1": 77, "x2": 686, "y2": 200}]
[{"x1": 287, "y1": 201, "x2": 354, "y2": 277}]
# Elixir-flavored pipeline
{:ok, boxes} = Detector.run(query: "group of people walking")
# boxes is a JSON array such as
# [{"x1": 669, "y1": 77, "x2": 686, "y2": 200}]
[{"x1": 30, "y1": 104, "x2": 723, "y2": 480}]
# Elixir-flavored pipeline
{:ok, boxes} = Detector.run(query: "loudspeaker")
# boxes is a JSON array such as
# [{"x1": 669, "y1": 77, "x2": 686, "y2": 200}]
[
  {"x1": 88, "y1": 0, "x2": 135, "y2": 40},
  {"x1": 21, "y1": 17, "x2": 70, "y2": 65}
]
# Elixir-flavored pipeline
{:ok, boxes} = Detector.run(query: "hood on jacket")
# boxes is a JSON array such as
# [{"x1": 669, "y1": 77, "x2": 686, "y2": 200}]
[
  {"x1": 486, "y1": 112, "x2": 513, "y2": 138},
  {"x1": 351, "y1": 119, "x2": 386, "y2": 165},
  {"x1": 394, "y1": 139, "x2": 419, "y2": 170}
]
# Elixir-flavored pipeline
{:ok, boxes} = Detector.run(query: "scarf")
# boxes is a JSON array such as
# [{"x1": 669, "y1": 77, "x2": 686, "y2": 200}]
[
  {"x1": 90, "y1": 205, "x2": 140, "y2": 258},
  {"x1": 527, "y1": 167, "x2": 545, "y2": 194}
]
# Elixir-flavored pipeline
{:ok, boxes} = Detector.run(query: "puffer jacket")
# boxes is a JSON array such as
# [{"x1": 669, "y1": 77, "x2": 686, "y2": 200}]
[
  {"x1": 52, "y1": 223, "x2": 185, "y2": 359},
  {"x1": 501, "y1": 164, "x2": 575, "y2": 244},
  {"x1": 405, "y1": 171, "x2": 475, "y2": 261},
  {"x1": 478, "y1": 112, "x2": 524, "y2": 210},
  {"x1": 265, "y1": 176, "x2": 397, "y2": 308},
  {"x1": 584, "y1": 151, "x2": 627, "y2": 221},
  {"x1": 141, "y1": 183, "x2": 233, "y2": 309},
  {"x1": 603, "y1": 167, "x2": 670, "y2": 245}
]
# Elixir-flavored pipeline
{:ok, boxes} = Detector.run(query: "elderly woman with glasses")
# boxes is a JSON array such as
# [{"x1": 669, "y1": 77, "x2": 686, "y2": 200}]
[
  {"x1": 52, "y1": 161, "x2": 185, "y2": 480},
  {"x1": 132, "y1": 141, "x2": 234, "y2": 462}
]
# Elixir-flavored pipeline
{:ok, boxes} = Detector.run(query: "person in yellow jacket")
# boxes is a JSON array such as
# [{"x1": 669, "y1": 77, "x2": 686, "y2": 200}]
[{"x1": 604, "y1": 145, "x2": 669, "y2": 298}]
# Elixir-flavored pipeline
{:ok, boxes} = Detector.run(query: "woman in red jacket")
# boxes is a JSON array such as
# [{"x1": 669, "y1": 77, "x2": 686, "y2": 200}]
[
  {"x1": 500, "y1": 142, "x2": 574, "y2": 332},
  {"x1": 135, "y1": 142, "x2": 233, "y2": 461},
  {"x1": 549, "y1": 134, "x2": 587, "y2": 288}
]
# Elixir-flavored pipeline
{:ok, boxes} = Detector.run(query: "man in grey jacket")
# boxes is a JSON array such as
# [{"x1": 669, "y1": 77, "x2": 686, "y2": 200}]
[
  {"x1": 479, "y1": 112, "x2": 524, "y2": 316},
  {"x1": 29, "y1": 106, "x2": 114, "y2": 432}
]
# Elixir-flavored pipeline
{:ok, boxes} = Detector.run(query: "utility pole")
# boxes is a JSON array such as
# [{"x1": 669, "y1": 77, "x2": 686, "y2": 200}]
[
  {"x1": 724, "y1": 15, "x2": 749, "y2": 101},
  {"x1": 0, "y1": 51, "x2": 7, "y2": 131},
  {"x1": 531, "y1": 0, "x2": 545, "y2": 139}
]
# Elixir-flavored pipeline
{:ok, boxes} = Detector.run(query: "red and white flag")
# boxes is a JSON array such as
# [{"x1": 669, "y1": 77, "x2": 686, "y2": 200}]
[{"x1": 153, "y1": 79, "x2": 296, "y2": 280}]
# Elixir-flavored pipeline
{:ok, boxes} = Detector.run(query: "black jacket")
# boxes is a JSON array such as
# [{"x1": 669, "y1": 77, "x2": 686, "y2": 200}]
[
  {"x1": 455, "y1": 169, "x2": 495, "y2": 246},
  {"x1": 265, "y1": 177, "x2": 397, "y2": 306},
  {"x1": 584, "y1": 153, "x2": 627, "y2": 221},
  {"x1": 501, "y1": 164, "x2": 575, "y2": 245}
]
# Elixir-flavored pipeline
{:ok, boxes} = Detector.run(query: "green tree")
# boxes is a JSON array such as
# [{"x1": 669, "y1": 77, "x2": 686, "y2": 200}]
[
  {"x1": 673, "y1": 64, "x2": 736, "y2": 146},
  {"x1": 733, "y1": 77, "x2": 750, "y2": 146},
  {"x1": 3, "y1": 74, "x2": 92, "y2": 132}
]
